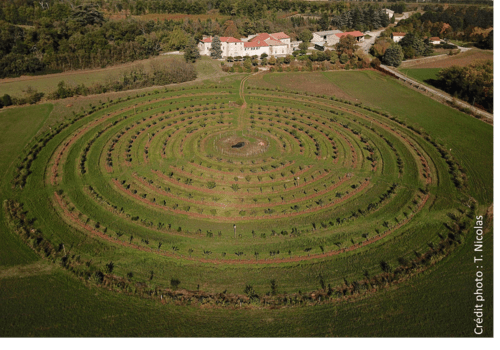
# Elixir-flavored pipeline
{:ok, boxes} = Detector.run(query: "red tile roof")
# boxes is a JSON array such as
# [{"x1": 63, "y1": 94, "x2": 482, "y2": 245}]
[
  {"x1": 250, "y1": 32, "x2": 290, "y2": 43},
  {"x1": 430, "y1": 37, "x2": 441, "y2": 41},
  {"x1": 271, "y1": 32, "x2": 290, "y2": 39},
  {"x1": 202, "y1": 36, "x2": 243, "y2": 43},
  {"x1": 244, "y1": 41, "x2": 268, "y2": 48},
  {"x1": 335, "y1": 31, "x2": 364, "y2": 38},
  {"x1": 265, "y1": 38, "x2": 285, "y2": 46},
  {"x1": 391, "y1": 32, "x2": 406, "y2": 37},
  {"x1": 250, "y1": 33, "x2": 271, "y2": 42}
]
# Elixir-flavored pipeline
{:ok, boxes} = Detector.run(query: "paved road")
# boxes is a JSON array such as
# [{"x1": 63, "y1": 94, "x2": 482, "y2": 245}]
[
  {"x1": 380, "y1": 64, "x2": 492, "y2": 121},
  {"x1": 359, "y1": 11, "x2": 412, "y2": 54}
]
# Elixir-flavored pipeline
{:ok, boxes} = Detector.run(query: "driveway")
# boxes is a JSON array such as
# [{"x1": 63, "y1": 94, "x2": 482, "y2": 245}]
[{"x1": 359, "y1": 28, "x2": 385, "y2": 53}]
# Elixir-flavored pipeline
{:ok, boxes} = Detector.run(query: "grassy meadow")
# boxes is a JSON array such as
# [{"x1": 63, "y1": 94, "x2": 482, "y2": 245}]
[{"x1": 0, "y1": 56, "x2": 226, "y2": 98}]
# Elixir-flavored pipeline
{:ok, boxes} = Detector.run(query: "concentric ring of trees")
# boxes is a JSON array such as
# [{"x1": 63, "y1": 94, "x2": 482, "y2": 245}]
[{"x1": 19, "y1": 76, "x2": 472, "y2": 296}]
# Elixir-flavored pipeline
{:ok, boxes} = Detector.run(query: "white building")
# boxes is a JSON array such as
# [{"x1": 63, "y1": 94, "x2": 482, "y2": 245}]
[
  {"x1": 384, "y1": 9, "x2": 395, "y2": 19},
  {"x1": 312, "y1": 30, "x2": 343, "y2": 46},
  {"x1": 391, "y1": 32, "x2": 406, "y2": 43},
  {"x1": 429, "y1": 37, "x2": 441, "y2": 45},
  {"x1": 330, "y1": 31, "x2": 365, "y2": 46},
  {"x1": 198, "y1": 32, "x2": 293, "y2": 58},
  {"x1": 198, "y1": 36, "x2": 244, "y2": 57}
]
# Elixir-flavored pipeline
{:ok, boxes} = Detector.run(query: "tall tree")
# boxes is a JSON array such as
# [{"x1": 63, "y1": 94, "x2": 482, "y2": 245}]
[
  {"x1": 184, "y1": 37, "x2": 200, "y2": 63},
  {"x1": 382, "y1": 44, "x2": 404, "y2": 67},
  {"x1": 210, "y1": 35, "x2": 222, "y2": 59},
  {"x1": 318, "y1": 13, "x2": 329, "y2": 31}
]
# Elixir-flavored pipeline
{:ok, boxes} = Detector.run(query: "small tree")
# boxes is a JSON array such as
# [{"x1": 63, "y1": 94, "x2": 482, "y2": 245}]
[
  {"x1": 170, "y1": 278, "x2": 181, "y2": 289},
  {"x1": 330, "y1": 52, "x2": 339, "y2": 63},
  {"x1": 210, "y1": 36, "x2": 223, "y2": 59},
  {"x1": 339, "y1": 53, "x2": 349, "y2": 64},
  {"x1": 299, "y1": 29, "x2": 313, "y2": 43},
  {"x1": 298, "y1": 41, "x2": 309, "y2": 54},
  {"x1": 243, "y1": 57, "x2": 252, "y2": 70},
  {"x1": 268, "y1": 55, "x2": 276, "y2": 65},
  {"x1": 105, "y1": 261, "x2": 114, "y2": 273}
]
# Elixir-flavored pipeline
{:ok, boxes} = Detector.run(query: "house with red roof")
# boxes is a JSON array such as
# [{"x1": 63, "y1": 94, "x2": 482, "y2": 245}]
[
  {"x1": 391, "y1": 32, "x2": 406, "y2": 43},
  {"x1": 198, "y1": 36, "x2": 245, "y2": 57},
  {"x1": 429, "y1": 37, "x2": 441, "y2": 45},
  {"x1": 244, "y1": 32, "x2": 291, "y2": 56},
  {"x1": 334, "y1": 31, "x2": 365, "y2": 44},
  {"x1": 198, "y1": 32, "x2": 293, "y2": 58}
]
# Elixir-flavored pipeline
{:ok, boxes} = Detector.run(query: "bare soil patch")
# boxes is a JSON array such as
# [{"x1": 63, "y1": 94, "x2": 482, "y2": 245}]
[{"x1": 216, "y1": 135, "x2": 269, "y2": 158}]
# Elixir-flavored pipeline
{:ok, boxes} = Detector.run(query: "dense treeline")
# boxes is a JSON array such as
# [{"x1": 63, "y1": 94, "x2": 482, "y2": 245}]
[
  {"x1": 436, "y1": 61, "x2": 492, "y2": 113},
  {"x1": 395, "y1": 5, "x2": 493, "y2": 43},
  {"x1": 0, "y1": 1, "x2": 492, "y2": 78},
  {"x1": 0, "y1": 1, "x2": 393, "y2": 78},
  {"x1": 331, "y1": 7, "x2": 390, "y2": 32},
  {"x1": 49, "y1": 59, "x2": 197, "y2": 99},
  {"x1": 0, "y1": 58, "x2": 197, "y2": 107},
  {"x1": 421, "y1": 3, "x2": 493, "y2": 29},
  {"x1": 0, "y1": 0, "x2": 493, "y2": 26},
  {"x1": 0, "y1": 0, "x2": 387, "y2": 24}
]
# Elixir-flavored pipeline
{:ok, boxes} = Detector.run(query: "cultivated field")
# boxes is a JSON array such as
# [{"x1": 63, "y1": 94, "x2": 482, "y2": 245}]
[
  {"x1": 404, "y1": 49, "x2": 493, "y2": 69},
  {"x1": 0, "y1": 70, "x2": 492, "y2": 336}
]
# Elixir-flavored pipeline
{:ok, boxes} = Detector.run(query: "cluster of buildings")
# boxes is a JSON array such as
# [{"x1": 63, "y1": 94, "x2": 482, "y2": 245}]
[
  {"x1": 198, "y1": 32, "x2": 297, "y2": 58},
  {"x1": 198, "y1": 29, "x2": 367, "y2": 58},
  {"x1": 198, "y1": 27, "x2": 442, "y2": 59}
]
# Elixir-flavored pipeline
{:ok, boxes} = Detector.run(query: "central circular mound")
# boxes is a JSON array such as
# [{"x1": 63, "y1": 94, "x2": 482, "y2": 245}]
[
  {"x1": 37, "y1": 82, "x2": 455, "y2": 296},
  {"x1": 212, "y1": 133, "x2": 270, "y2": 158}
]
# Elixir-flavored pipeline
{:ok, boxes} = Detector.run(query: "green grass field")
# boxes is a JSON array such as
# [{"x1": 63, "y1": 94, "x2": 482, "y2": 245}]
[
  {"x1": 0, "y1": 70, "x2": 493, "y2": 337},
  {"x1": 398, "y1": 68, "x2": 441, "y2": 85}
]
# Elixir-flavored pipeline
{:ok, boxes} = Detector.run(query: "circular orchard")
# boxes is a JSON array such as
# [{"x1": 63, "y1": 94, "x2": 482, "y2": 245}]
[{"x1": 16, "y1": 77, "x2": 469, "y2": 300}]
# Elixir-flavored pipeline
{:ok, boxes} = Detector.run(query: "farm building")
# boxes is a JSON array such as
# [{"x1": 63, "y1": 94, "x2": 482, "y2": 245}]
[
  {"x1": 391, "y1": 32, "x2": 406, "y2": 43},
  {"x1": 312, "y1": 30, "x2": 343, "y2": 46},
  {"x1": 429, "y1": 37, "x2": 441, "y2": 45},
  {"x1": 199, "y1": 32, "x2": 293, "y2": 58},
  {"x1": 384, "y1": 9, "x2": 395, "y2": 19},
  {"x1": 332, "y1": 31, "x2": 365, "y2": 45}
]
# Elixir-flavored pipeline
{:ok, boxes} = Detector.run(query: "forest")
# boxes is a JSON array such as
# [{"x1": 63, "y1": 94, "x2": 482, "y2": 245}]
[{"x1": 0, "y1": 1, "x2": 493, "y2": 78}]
